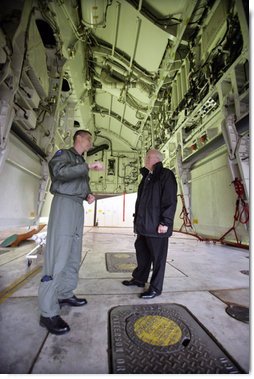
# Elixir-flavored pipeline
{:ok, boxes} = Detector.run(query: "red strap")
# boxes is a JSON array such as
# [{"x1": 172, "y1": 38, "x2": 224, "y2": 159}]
[
  {"x1": 232, "y1": 178, "x2": 245, "y2": 198},
  {"x1": 232, "y1": 179, "x2": 249, "y2": 224}
]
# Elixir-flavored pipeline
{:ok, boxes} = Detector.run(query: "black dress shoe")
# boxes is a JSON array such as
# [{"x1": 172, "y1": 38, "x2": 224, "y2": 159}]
[
  {"x1": 122, "y1": 278, "x2": 145, "y2": 287},
  {"x1": 40, "y1": 315, "x2": 70, "y2": 335},
  {"x1": 59, "y1": 295, "x2": 87, "y2": 306},
  {"x1": 140, "y1": 289, "x2": 160, "y2": 299}
]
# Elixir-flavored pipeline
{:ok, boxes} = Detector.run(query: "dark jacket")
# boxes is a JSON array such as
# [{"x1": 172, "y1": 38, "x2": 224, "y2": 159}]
[
  {"x1": 134, "y1": 162, "x2": 177, "y2": 238},
  {"x1": 49, "y1": 147, "x2": 92, "y2": 201}
]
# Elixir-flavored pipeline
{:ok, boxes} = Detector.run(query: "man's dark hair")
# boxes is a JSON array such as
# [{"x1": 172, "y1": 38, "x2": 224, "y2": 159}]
[{"x1": 73, "y1": 130, "x2": 92, "y2": 143}]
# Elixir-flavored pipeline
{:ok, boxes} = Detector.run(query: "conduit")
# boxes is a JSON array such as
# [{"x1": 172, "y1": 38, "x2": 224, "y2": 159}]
[
  {"x1": 122, "y1": 191, "x2": 126, "y2": 222},
  {"x1": 6, "y1": 158, "x2": 42, "y2": 179},
  {"x1": 87, "y1": 143, "x2": 109, "y2": 156}
]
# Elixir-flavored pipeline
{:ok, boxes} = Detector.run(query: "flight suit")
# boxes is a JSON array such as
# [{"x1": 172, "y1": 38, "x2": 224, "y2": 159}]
[{"x1": 38, "y1": 148, "x2": 91, "y2": 317}]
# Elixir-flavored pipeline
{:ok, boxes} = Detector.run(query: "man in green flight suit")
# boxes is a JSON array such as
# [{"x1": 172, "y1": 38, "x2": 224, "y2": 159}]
[{"x1": 38, "y1": 130, "x2": 104, "y2": 335}]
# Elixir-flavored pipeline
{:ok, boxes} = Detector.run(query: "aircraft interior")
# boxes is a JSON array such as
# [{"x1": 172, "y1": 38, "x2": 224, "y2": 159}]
[{"x1": 0, "y1": 0, "x2": 250, "y2": 374}]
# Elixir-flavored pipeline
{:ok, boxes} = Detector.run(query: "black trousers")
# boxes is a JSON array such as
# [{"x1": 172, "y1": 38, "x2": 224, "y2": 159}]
[{"x1": 132, "y1": 234, "x2": 169, "y2": 293}]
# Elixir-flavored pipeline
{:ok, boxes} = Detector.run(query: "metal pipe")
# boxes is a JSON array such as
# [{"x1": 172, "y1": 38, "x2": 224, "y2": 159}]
[
  {"x1": 26, "y1": 244, "x2": 41, "y2": 260},
  {"x1": 108, "y1": 95, "x2": 113, "y2": 130},
  {"x1": 6, "y1": 158, "x2": 42, "y2": 179},
  {"x1": 93, "y1": 198, "x2": 98, "y2": 226},
  {"x1": 119, "y1": 103, "x2": 127, "y2": 136},
  {"x1": 57, "y1": 1, "x2": 85, "y2": 41},
  {"x1": 122, "y1": 191, "x2": 126, "y2": 222},
  {"x1": 11, "y1": 125, "x2": 47, "y2": 159},
  {"x1": 87, "y1": 144, "x2": 109, "y2": 156},
  {"x1": 129, "y1": 17, "x2": 141, "y2": 68},
  {"x1": 111, "y1": 1, "x2": 120, "y2": 57},
  {"x1": 150, "y1": 116, "x2": 154, "y2": 146}
]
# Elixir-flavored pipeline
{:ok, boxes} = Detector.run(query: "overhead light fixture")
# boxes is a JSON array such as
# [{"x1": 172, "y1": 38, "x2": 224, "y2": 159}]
[{"x1": 81, "y1": 0, "x2": 107, "y2": 28}]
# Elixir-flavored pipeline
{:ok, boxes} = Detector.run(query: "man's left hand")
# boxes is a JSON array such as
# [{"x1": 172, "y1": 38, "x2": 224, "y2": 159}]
[
  {"x1": 87, "y1": 194, "x2": 95, "y2": 204},
  {"x1": 158, "y1": 224, "x2": 168, "y2": 233}
]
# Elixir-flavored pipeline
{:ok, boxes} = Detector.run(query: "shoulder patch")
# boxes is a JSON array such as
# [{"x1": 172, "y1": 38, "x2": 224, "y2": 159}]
[{"x1": 55, "y1": 150, "x2": 63, "y2": 156}]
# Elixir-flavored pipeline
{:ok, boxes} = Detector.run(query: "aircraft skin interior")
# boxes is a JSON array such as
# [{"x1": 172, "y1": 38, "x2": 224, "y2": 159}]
[{"x1": 0, "y1": 0, "x2": 250, "y2": 375}]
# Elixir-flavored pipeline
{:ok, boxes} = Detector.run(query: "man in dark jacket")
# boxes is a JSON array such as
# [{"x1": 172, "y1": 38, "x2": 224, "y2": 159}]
[
  {"x1": 38, "y1": 130, "x2": 104, "y2": 334},
  {"x1": 123, "y1": 149, "x2": 177, "y2": 298}
]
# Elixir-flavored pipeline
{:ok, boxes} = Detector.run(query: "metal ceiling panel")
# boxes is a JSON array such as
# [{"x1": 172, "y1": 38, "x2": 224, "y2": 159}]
[{"x1": 93, "y1": 0, "x2": 169, "y2": 72}]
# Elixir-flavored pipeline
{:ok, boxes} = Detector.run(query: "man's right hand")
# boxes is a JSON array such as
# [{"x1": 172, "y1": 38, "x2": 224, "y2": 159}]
[{"x1": 88, "y1": 162, "x2": 104, "y2": 171}]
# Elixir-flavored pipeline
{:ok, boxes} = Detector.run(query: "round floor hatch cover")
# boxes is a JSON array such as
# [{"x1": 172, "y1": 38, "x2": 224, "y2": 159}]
[
  {"x1": 226, "y1": 304, "x2": 249, "y2": 323},
  {"x1": 109, "y1": 303, "x2": 244, "y2": 374}
]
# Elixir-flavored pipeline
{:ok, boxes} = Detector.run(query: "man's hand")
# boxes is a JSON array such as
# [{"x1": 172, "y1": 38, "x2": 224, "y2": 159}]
[
  {"x1": 88, "y1": 162, "x2": 104, "y2": 171},
  {"x1": 157, "y1": 224, "x2": 168, "y2": 234},
  {"x1": 86, "y1": 194, "x2": 95, "y2": 204}
]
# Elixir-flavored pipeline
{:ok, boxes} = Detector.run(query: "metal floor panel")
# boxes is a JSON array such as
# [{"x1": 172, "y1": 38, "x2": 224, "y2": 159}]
[
  {"x1": 0, "y1": 249, "x2": 10, "y2": 255},
  {"x1": 0, "y1": 227, "x2": 249, "y2": 373},
  {"x1": 109, "y1": 303, "x2": 244, "y2": 374},
  {"x1": 105, "y1": 252, "x2": 137, "y2": 272}
]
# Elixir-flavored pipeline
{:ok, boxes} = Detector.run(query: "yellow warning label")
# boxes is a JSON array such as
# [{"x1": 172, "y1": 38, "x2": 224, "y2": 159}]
[
  {"x1": 134, "y1": 315, "x2": 182, "y2": 346},
  {"x1": 114, "y1": 253, "x2": 131, "y2": 258},
  {"x1": 118, "y1": 263, "x2": 136, "y2": 270}
]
